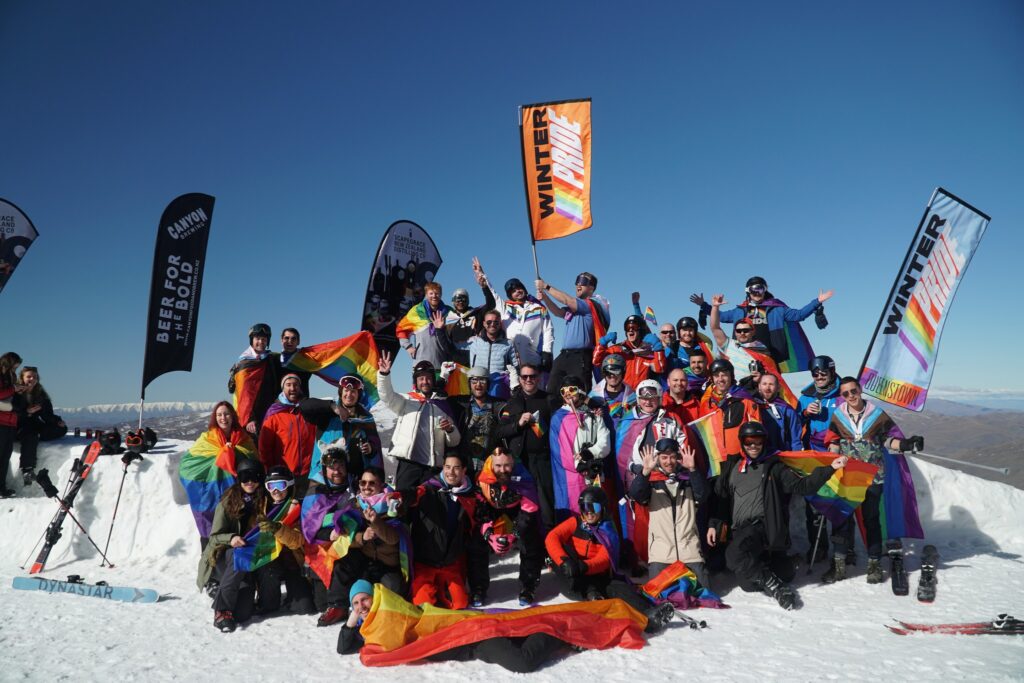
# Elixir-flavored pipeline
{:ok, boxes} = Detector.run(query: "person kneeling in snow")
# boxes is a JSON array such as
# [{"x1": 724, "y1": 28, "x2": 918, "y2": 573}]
[
  {"x1": 545, "y1": 486, "x2": 675, "y2": 634},
  {"x1": 707, "y1": 421, "x2": 847, "y2": 610}
]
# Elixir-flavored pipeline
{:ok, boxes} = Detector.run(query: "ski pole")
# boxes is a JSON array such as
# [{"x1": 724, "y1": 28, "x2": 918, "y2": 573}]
[
  {"x1": 806, "y1": 515, "x2": 825, "y2": 575},
  {"x1": 911, "y1": 449, "x2": 1009, "y2": 475},
  {"x1": 48, "y1": 497, "x2": 116, "y2": 568},
  {"x1": 100, "y1": 452, "x2": 143, "y2": 567},
  {"x1": 19, "y1": 460, "x2": 82, "y2": 569}
]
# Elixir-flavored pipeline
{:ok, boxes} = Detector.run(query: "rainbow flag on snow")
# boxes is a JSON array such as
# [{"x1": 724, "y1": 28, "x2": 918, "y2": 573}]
[
  {"x1": 286, "y1": 331, "x2": 379, "y2": 406},
  {"x1": 358, "y1": 584, "x2": 645, "y2": 666},
  {"x1": 687, "y1": 412, "x2": 728, "y2": 476},
  {"x1": 233, "y1": 498, "x2": 302, "y2": 572},
  {"x1": 641, "y1": 560, "x2": 726, "y2": 610},
  {"x1": 779, "y1": 451, "x2": 877, "y2": 526}
]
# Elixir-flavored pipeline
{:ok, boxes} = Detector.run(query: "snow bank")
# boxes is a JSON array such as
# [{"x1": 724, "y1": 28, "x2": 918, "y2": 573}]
[{"x1": 1, "y1": 439, "x2": 1022, "y2": 681}]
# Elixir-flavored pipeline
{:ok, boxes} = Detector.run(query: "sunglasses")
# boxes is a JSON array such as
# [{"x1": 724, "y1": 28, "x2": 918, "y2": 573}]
[
  {"x1": 735, "y1": 328, "x2": 753, "y2": 334},
  {"x1": 560, "y1": 386, "x2": 581, "y2": 397},
  {"x1": 841, "y1": 388, "x2": 861, "y2": 397},
  {"x1": 660, "y1": 330, "x2": 675, "y2": 336},
  {"x1": 358, "y1": 479, "x2": 379, "y2": 487},
  {"x1": 519, "y1": 373, "x2": 538, "y2": 380},
  {"x1": 581, "y1": 501, "x2": 603, "y2": 514},
  {"x1": 238, "y1": 473, "x2": 261, "y2": 484},
  {"x1": 483, "y1": 320, "x2": 501, "y2": 326},
  {"x1": 811, "y1": 369, "x2": 831, "y2": 378},
  {"x1": 265, "y1": 479, "x2": 293, "y2": 492},
  {"x1": 741, "y1": 439, "x2": 764, "y2": 447}
]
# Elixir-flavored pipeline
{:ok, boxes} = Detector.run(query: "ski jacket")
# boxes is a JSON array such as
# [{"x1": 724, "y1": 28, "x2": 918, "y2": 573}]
[
  {"x1": 405, "y1": 477, "x2": 482, "y2": 568},
  {"x1": 545, "y1": 516, "x2": 612, "y2": 576},
  {"x1": 258, "y1": 403, "x2": 317, "y2": 476},
  {"x1": 298, "y1": 398, "x2": 382, "y2": 484},
  {"x1": 378, "y1": 371, "x2": 460, "y2": 468},
  {"x1": 496, "y1": 388, "x2": 552, "y2": 460},
  {"x1": 710, "y1": 453, "x2": 833, "y2": 551},
  {"x1": 0, "y1": 383, "x2": 18, "y2": 428},
  {"x1": 489, "y1": 284, "x2": 554, "y2": 366},
  {"x1": 463, "y1": 332, "x2": 516, "y2": 375},
  {"x1": 629, "y1": 469, "x2": 707, "y2": 565},
  {"x1": 757, "y1": 397, "x2": 803, "y2": 452},
  {"x1": 699, "y1": 297, "x2": 819, "y2": 370},
  {"x1": 798, "y1": 380, "x2": 842, "y2": 451}
]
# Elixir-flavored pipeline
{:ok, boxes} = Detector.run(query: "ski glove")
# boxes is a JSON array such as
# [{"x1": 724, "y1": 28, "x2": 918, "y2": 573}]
[
  {"x1": 815, "y1": 305, "x2": 829, "y2": 330},
  {"x1": 559, "y1": 555, "x2": 585, "y2": 579},
  {"x1": 598, "y1": 331, "x2": 618, "y2": 346},
  {"x1": 540, "y1": 351, "x2": 553, "y2": 371},
  {"x1": 900, "y1": 435, "x2": 924, "y2": 452}
]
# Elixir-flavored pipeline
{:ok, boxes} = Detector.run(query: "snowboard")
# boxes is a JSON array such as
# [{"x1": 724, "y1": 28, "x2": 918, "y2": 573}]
[
  {"x1": 916, "y1": 544, "x2": 939, "y2": 603},
  {"x1": 12, "y1": 576, "x2": 159, "y2": 603}
]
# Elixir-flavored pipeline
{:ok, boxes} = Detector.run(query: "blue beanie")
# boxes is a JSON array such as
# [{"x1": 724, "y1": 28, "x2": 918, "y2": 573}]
[{"x1": 349, "y1": 579, "x2": 374, "y2": 604}]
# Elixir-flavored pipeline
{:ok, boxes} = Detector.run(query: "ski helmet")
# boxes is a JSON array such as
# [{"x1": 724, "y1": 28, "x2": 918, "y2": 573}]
[
  {"x1": 655, "y1": 437, "x2": 680, "y2": 454},
  {"x1": 676, "y1": 316, "x2": 698, "y2": 330},
  {"x1": 578, "y1": 486, "x2": 608, "y2": 516},
  {"x1": 636, "y1": 379, "x2": 662, "y2": 399},
  {"x1": 265, "y1": 465, "x2": 295, "y2": 486},
  {"x1": 623, "y1": 314, "x2": 645, "y2": 333},
  {"x1": 236, "y1": 458, "x2": 265, "y2": 483},
  {"x1": 451, "y1": 288, "x2": 469, "y2": 303},
  {"x1": 709, "y1": 358, "x2": 734, "y2": 376},
  {"x1": 809, "y1": 356, "x2": 836, "y2": 375},
  {"x1": 504, "y1": 277, "x2": 526, "y2": 297},
  {"x1": 738, "y1": 421, "x2": 767, "y2": 441},
  {"x1": 412, "y1": 360, "x2": 436, "y2": 381},
  {"x1": 249, "y1": 323, "x2": 271, "y2": 343},
  {"x1": 601, "y1": 354, "x2": 626, "y2": 376},
  {"x1": 745, "y1": 276, "x2": 767, "y2": 290}
]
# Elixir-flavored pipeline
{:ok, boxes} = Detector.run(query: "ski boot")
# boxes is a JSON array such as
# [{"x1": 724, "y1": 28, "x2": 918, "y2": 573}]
[
  {"x1": 888, "y1": 545, "x2": 909, "y2": 596},
  {"x1": 214, "y1": 610, "x2": 237, "y2": 633},
  {"x1": 518, "y1": 584, "x2": 537, "y2": 607},
  {"x1": 821, "y1": 555, "x2": 846, "y2": 584},
  {"x1": 643, "y1": 602, "x2": 676, "y2": 634},
  {"x1": 763, "y1": 573, "x2": 799, "y2": 610},
  {"x1": 470, "y1": 591, "x2": 487, "y2": 608},
  {"x1": 317, "y1": 605, "x2": 347, "y2": 627},
  {"x1": 866, "y1": 558, "x2": 884, "y2": 584},
  {"x1": 21, "y1": 468, "x2": 36, "y2": 486}
]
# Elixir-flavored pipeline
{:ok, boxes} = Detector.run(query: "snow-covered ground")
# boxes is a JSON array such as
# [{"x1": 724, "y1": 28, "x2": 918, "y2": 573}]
[{"x1": 1, "y1": 437, "x2": 1023, "y2": 681}]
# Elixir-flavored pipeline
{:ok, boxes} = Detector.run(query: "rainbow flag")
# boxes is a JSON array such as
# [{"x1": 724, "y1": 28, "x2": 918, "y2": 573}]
[
  {"x1": 233, "y1": 498, "x2": 302, "y2": 572},
  {"x1": 286, "y1": 331, "x2": 379, "y2": 406},
  {"x1": 779, "y1": 451, "x2": 877, "y2": 526},
  {"x1": 444, "y1": 363, "x2": 510, "y2": 399},
  {"x1": 178, "y1": 428, "x2": 258, "y2": 537},
  {"x1": 396, "y1": 301, "x2": 450, "y2": 340},
  {"x1": 304, "y1": 512, "x2": 362, "y2": 587},
  {"x1": 687, "y1": 412, "x2": 728, "y2": 476},
  {"x1": 231, "y1": 361, "x2": 266, "y2": 426},
  {"x1": 862, "y1": 448, "x2": 924, "y2": 540},
  {"x1": 358, "y1": 585, "x2": 646, "y2": 666},
  {"x1": 643, "y1": 306, "x2": 658, "y2": 328},
  {"x1": 641, "y1": 560, "x2": 726, "y2": 610}
]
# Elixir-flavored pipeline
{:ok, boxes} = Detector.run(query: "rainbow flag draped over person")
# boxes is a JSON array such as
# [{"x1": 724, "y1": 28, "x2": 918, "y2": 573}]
[
  {"x1": 233, "y1": 498, "x2": 302, "y2": 572},
  {"x1": 862, "y1": 449, "x2": 925, "y2": 541},
  {"x1": 687, "y1": 412, "x2": 728, "y2": 476},
  {"x1": 358, "y1": 585, "x2": 645, "y2": 666},
  {"x1": 443, "y1": 363, "x2": 511, "y2": 400},
  {"x1": 301, "y1": 487, "x2": 364, "y2": 586},
  {"x1": 641, "y1": 561, "x2": 727, "y2": 610},
  {"x1": 778, "y1": 451, "x2": 878, "y2": 526},
  {"x1": 286, "y1": 331, "x2": 379, "y2": 406},
  {"x1": 178, "y1": 427, "x2": 259, "y2": 537},
  {"x1": 231, "y1": 361, "x2": 267, "y2": 426}
]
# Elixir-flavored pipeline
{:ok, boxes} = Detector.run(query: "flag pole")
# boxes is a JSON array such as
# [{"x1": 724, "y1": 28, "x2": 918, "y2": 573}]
[{"x1": 518, "y1": 105, "x2": 541, "y2": 280}]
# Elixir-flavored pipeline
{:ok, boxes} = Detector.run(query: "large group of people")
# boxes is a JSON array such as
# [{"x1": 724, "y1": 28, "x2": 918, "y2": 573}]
[{"x1": 169, "y1": 260, "x2": 925, "y2": 669}]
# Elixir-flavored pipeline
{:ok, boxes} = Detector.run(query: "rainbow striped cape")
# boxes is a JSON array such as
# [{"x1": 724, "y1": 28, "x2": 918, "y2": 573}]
[
  {"x1": 357, "y1": 585, "x2": 646, "y2": 666},
  {"x1": 231, "y1": 360, "x2": 267, "y2": 426},
  {"x1": 286, "y1": 331, "x2": 379, "y2": 407},
  {"x1": 233, "y1": 498, "x2": 302, "y2": 572},
  {"x1": 641, "y1": 560, "x2": 726, "y2": 610},
  {"x1": 858, "y1": 448, "x2": 925, "y2": 541},
  {"x1": 778, "y1": 451, "x2": 878, "y2": 526},
  {"x1": 178, "y1": 428, "x2": 258, "y2": 537},
  {"x1": 739, "y1": 298, "x2": 815, "y2": 374},
  {"x1": 396, "y1": 300, "x2": 450, "y2": 340},
  {"x1": 301, "y1": 486, "x2": 364, "y2": 586}
]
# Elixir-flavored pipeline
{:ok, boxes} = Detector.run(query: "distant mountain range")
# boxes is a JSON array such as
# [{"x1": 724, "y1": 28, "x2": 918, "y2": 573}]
[{"x1": 56, "y1": 401, "x2": 219, "y2": 427}]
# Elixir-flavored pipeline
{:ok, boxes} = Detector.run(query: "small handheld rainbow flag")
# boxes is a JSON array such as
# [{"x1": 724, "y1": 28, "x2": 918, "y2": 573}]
[
  {"x1": 286, "y1": 331, "x2": 379, "y2": 406},
  {"x1": 687, "y1": 412, "x2": 728, "y2": 476},
  {"x1": 643, "y1": 306, "x2": 658, "y2": 328},
  {"x1": 778, "y1": 451, "x2": 878, "y2": 525}
]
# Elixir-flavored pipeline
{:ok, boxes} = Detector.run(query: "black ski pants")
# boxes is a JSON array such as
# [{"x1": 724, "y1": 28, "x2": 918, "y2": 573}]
[{"x1": 432, "y1": 633, "x2": 567, "y2": 673}]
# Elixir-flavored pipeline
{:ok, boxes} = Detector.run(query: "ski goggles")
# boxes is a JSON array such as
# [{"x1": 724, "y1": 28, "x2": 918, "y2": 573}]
[
  {"x1": 339, "y1": 376, "x2": 364, "y2": 391},
  {"x1": 265, "y1": 479, "x2": 294, "y2": 492},
  {"x1": 580, "y1": 501, "x2": 603, "y2": 515},
  {"x1": 811, "y1": 369, "x2": 831, "y2": 378},
  {"x1": 238, "y1": 472, "x2": 262, "y2": 484},
  {"x1": 747, "y1": 285, "x2": 766, "y2": 295},
  {"x1": 575, "y1": 274, "x2": 595, "y2": 287},
  {"x1": 637, "y1": 387, "x2": 660, "y2": 399}
]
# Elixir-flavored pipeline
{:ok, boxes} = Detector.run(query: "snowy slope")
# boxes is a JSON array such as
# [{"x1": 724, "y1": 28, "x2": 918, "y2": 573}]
[{"x1": 1, "y1": 438, "x2": 1023, "y2": 682}]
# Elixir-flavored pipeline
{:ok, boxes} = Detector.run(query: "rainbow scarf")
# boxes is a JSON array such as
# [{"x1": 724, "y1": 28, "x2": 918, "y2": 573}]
[
  {"x1": 356, "y1": 585, "x2": 647, "y2": 666},
  {"x1": 778, "y1": 451, "x2": 878, "y2": 526},
  {"x1": 286, "y1": 331, "x2": 379, "y2": 407},
  {"x1": 687, "y1": 412, "x2": 728, "y2": 476},
  {"x1": 231, "y1": 361, "x2": 267, "y2": 426},
  {"x1": 233, "y1": 498, "x2": 301, "y2": 572},
  {"x1": 396, "y1": 300, "x2": 450, "y2": 340},
  {"x1": 178, "y1": 428, "x2": 258, "y2": 537},
  {"x1": 641, "y1": 560, "x2": 726, "y2": 610}
]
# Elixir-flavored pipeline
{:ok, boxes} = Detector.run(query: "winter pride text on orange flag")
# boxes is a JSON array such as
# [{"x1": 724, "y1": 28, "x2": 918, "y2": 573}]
[{"x1": 520, "y1": 99, "x2": 592, "y2": 241}]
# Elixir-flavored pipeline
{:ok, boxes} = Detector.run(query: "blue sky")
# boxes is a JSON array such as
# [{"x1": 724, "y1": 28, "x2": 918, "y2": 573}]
[{"x1": 1, "y1": 1, "x2": 1021, "y2": 408}]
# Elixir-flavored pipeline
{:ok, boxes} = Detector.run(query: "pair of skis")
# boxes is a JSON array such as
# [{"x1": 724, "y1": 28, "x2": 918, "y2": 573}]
[{"x1": 887, "y1": 614, "x2": 1023, "y2": 636}]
